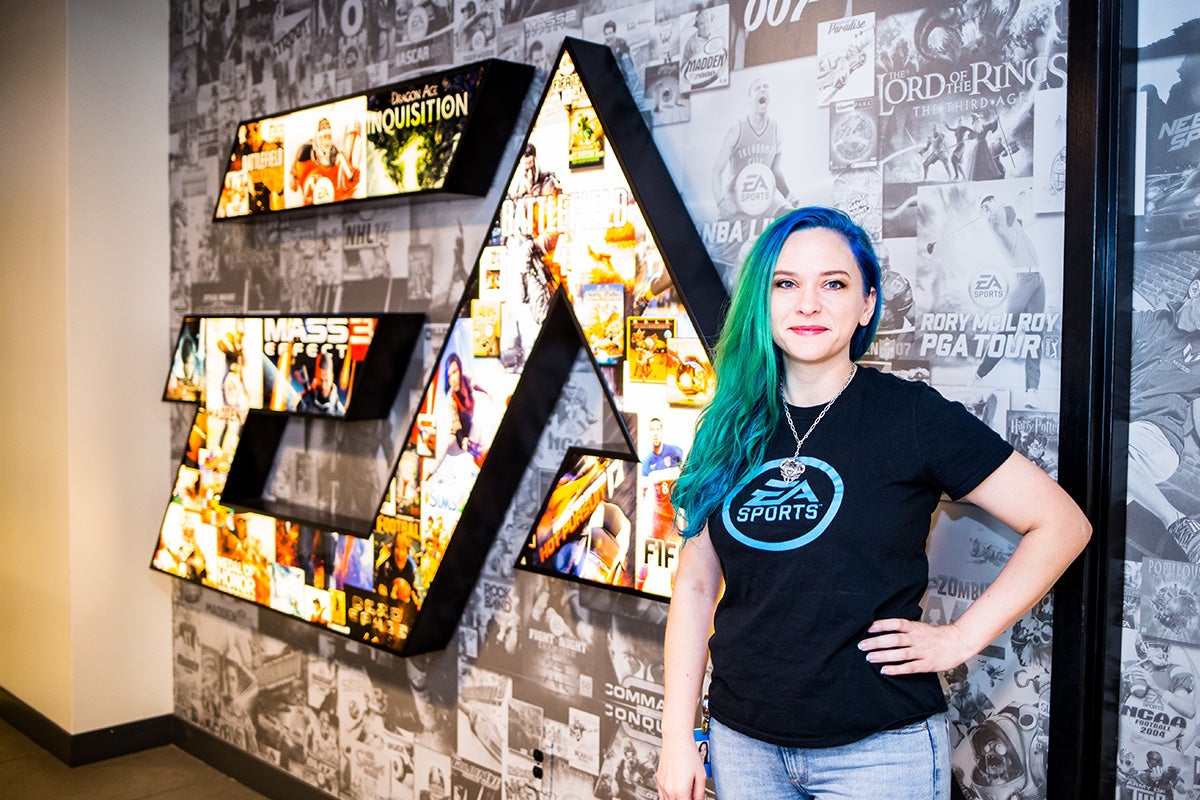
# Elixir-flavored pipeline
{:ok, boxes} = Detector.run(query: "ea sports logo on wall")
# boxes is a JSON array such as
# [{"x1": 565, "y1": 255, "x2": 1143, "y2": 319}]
[
  {"x1": 735, "y1": 162, "x2": 777, "y2": 216},
  {"x1": 969, "y1": 270, "x2": 1008, "y2": 309}
]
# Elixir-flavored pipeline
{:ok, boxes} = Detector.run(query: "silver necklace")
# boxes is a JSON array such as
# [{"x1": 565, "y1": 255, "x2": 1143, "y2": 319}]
[{"x1": 779, "y1": 365, "x2": 857, "y2": 483}]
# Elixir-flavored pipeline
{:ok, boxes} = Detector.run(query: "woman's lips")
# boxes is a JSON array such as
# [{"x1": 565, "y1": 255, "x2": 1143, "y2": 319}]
[{"x1": 790, "y1": 325, "x2": 828, "y2": 335}]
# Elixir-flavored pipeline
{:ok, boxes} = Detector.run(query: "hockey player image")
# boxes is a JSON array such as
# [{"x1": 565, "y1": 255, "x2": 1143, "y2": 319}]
[{"x1": 289, "y1": 117, "x2": 362, "y2": 205}]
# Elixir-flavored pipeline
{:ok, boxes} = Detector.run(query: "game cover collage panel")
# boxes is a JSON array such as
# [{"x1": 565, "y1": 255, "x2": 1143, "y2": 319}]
[{"x1": 168, "y1": 1, "x2": 1076, "y2": 798}]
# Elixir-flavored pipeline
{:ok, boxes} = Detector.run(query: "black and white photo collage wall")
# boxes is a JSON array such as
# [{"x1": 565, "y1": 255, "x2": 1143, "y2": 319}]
[
  {"x1": 168, "y1": 0, "x2": 1070, "y2": 797},
  {"x1": 1118, "y1": 6, "x2": 1200, "y2": 800}
]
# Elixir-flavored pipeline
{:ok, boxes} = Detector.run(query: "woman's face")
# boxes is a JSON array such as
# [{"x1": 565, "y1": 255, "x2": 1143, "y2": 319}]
[
  {"x1": 769, "y1": 228, "x2": 875, "y2": 372},
  {"x1": 447, "y1": 359, "x2": 461, "y2": 391}
]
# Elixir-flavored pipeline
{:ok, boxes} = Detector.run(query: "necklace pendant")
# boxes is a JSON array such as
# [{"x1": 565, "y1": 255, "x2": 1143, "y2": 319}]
[{"x1": 779, "y1": 457, "x2": 806, "y2": 483}]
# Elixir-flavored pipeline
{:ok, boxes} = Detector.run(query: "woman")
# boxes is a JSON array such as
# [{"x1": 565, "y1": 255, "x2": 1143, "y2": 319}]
[
  {"x1": 444, "y1": 352, "x2": 485, "y2": 454},
  {"x1": 656, "y1": 207, "x2": 1090, "y2": 799}
]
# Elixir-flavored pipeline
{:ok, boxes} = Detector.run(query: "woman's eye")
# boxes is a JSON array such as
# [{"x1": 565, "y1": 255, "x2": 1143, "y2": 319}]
[
  {"x1": 824, "y1": 280, "x2": 846, "y2": 290},
  {"x1": 774, "y1": 279, "x2": 795, "y2": 289}
]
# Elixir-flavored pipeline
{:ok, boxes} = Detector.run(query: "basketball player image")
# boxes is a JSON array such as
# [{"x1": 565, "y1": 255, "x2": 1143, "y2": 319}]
[
  {"x1": 712, "y1": 78, "x2": 798, "y2": 219},
  {"x1": 709, "y1": 78, "x2": 798, "y2": 274}
]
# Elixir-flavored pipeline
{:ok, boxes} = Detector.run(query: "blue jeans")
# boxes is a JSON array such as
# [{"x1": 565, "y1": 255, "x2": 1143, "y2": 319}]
[{"x1": 708, "y1": 714, "x2": 950, "y2": 799}]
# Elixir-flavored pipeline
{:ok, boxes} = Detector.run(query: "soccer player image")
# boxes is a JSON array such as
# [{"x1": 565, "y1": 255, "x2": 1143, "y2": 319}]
[
  {"x1": 641, "y1": 417, "x2": 684, "y2": 541},
  {"x1": 1127, "y1": 269, "x2": 1200, "y2": 562}
]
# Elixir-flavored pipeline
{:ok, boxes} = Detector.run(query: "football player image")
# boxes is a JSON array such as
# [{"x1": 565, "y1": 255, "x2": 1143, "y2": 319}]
[
  {"x1": 1120, "y1": 634, "x2": 1196, "y2": 751},
  {"x1": 289, "y1": 117, "x2": 362, "y2": 205}
]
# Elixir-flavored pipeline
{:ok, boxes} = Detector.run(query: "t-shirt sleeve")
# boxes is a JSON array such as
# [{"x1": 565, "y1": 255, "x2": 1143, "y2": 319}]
[{"x1": 915, "y1": 384, "x2": 1015, "y2": 501}]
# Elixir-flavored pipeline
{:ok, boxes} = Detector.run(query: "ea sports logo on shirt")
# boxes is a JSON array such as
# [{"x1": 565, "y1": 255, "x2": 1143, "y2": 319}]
[
  {"x1": 735, "y1": 162, "x2": 776, "y2": 216},
  {"x1": 721, "y1": 458, "x2": 844, "y2": 551}
]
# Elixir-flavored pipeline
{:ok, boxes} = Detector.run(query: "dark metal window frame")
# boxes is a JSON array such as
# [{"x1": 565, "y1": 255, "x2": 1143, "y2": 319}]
[{"x1": 1049, "y1": 0, "x2": 1135, "y2": 796}]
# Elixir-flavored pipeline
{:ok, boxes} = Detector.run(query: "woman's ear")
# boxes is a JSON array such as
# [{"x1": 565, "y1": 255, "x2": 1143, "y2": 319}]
[{"x1": 860, "y1": 287, "x2": 878, "y2": 327}]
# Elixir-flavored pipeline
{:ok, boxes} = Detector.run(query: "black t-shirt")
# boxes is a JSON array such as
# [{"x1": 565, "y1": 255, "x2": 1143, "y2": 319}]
[{"x1": 705, "y1": 366, "x2": 1013, "y2": 747}]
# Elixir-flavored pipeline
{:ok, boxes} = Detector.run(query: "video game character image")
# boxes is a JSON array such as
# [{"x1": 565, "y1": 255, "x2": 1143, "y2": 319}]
[
  {"x1": 919, "y1": 125, "x2": 953, "y2": 181},
  {"x1": 295, "y1": 352, "x2": 346, "y2": 415},
  {"x1": 709, "y1": 76, "x2": 798, "y2": 275},
  {"x1": 943, "y1": 112, "x2": 1007, "y2": 182},
  {"x1": 444, "y1": 352, "x2": 487, "y2": 461}
]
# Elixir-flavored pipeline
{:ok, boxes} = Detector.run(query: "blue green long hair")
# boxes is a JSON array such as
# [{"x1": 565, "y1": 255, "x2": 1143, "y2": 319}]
[{"x1": 672, "y1": 207, "x2": 882, "y2": 537}]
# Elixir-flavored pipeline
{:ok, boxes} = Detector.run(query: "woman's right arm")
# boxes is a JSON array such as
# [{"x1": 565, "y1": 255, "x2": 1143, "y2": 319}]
[{"x1": 657, "y1": 528, "x2": 723, "y2": 800}]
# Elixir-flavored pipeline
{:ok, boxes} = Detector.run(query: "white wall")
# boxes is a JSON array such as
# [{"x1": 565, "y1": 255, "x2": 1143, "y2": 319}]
[
  {"x1": 64, "y1": 0, "x2": 172, "y2": 732},
  {"x1": 0, "y1": 0, "x2": 172, "y2": 733},
  {"x1": 0, "y1": 1, "x2": 74, "y2": 730}
]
